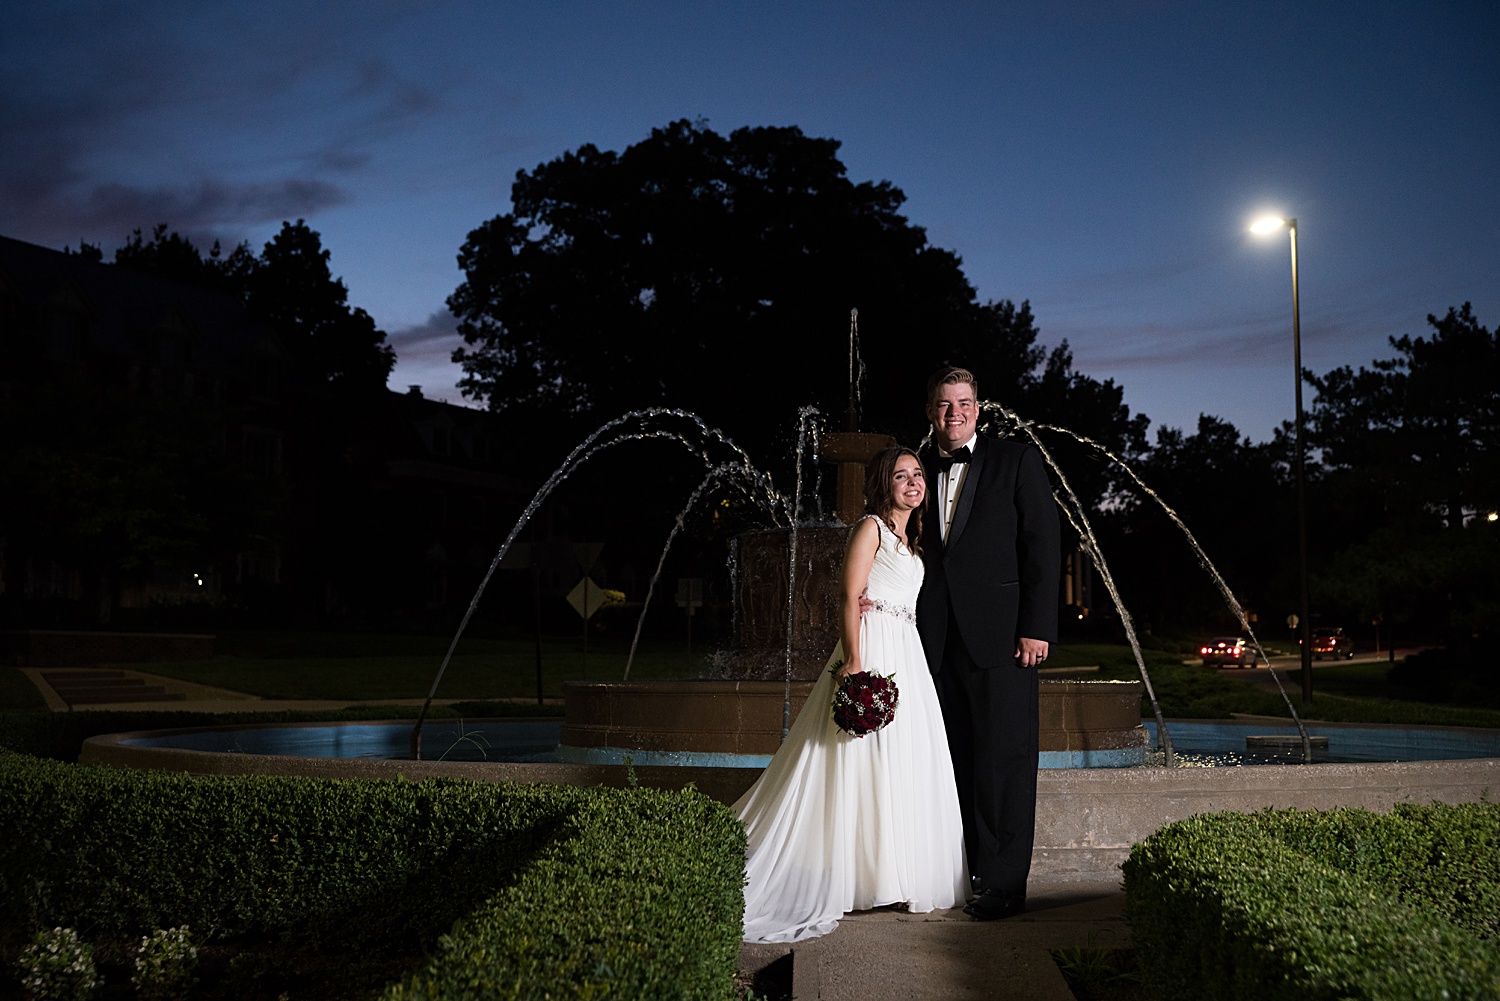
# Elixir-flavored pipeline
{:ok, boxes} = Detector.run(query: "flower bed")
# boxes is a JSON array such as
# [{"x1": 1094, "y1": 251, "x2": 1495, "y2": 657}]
[{"x1": 1123, "y1": 804, "x2": 1500, "y2": 999}]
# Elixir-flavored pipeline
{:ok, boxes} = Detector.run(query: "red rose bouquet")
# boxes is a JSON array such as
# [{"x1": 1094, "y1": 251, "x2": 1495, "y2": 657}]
[{"x1": 829, "y1": 663, "x2": 900, "y2": 738}]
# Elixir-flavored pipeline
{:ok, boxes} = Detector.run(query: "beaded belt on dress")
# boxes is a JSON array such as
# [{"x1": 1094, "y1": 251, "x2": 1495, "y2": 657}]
[{"x1": 867, "y1": 598, "x2": 916, "y2": 624}]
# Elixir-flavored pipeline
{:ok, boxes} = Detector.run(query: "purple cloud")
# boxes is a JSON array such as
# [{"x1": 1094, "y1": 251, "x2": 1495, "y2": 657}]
[{"x1": 387, "y1": 310, "x2": 470, "y2": 403}]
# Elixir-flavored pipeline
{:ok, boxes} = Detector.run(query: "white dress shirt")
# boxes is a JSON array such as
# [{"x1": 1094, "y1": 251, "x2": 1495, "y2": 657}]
[{"x1": 936, "y1": 433, "x2": 977, "y2": 543}]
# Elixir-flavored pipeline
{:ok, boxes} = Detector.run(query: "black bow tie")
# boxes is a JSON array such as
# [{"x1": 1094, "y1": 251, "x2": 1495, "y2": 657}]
[{"x1": 938, "y1": 446, "x2": 971, "y2": 471}]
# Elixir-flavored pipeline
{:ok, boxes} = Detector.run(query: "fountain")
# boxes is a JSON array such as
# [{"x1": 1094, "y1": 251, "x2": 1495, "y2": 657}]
[
  {"x1": 557, "y1": 312, "x2": 1148, "y2": 771},
  {"x1": 74, "y1": 310, "x2": 1500, "y2": 874}
]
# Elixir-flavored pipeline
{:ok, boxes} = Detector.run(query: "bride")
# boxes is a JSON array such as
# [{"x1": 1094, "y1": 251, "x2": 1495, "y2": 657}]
[{"x1": 736, "y1": 445, "x2": 967, "y2": 943}]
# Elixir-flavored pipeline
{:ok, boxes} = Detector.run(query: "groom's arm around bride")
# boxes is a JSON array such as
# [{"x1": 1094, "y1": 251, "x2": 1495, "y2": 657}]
[{"x1": 915, "y1": 365, "x2": 1061, "y2": 919}]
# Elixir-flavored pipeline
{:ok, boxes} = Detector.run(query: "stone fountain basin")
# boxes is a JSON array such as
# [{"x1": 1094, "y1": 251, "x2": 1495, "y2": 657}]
[
  {"x1": 79, "y1": 718, "x2": 1499, "y2": 877},
  {"x1": 558, "y1": 678, "x2": 1149, "y2": 768}
]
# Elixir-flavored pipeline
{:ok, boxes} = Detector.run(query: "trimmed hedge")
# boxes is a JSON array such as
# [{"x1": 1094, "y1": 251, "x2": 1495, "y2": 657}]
[
  {"x1": 0, "y1": 751, "x2": 746, "y2": 999},
  {"x1": 382, "y1": 789, "x2": 745, "y2": 1000},
  {"x1": 1123, "y1": 804, "x2": 1500, "y2": 1000}
]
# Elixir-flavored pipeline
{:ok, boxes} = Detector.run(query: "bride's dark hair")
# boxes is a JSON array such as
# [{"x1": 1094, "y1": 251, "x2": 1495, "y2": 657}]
[{"x1": 864, "y1": 445, "x2": 924, "y2": 556}]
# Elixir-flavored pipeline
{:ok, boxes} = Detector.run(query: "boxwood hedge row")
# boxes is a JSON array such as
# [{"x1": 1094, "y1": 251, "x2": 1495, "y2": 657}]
[
  {"x1": 0, "y1": 750, "x2": 746, "y2": 999},
  {"x1": 1122, "y1": 804, "x2": 1500, "y2": 1000}
]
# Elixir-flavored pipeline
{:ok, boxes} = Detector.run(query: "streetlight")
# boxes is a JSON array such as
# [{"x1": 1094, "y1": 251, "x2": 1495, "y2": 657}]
[{"x1": 1251, "y1": 214, "x2": 1313, "y2": 702}]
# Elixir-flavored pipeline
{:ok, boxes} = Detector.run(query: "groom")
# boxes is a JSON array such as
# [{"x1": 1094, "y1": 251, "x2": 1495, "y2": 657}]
[{"x1": 915, "y1": 366, "x2": 1061, "y2": 920}]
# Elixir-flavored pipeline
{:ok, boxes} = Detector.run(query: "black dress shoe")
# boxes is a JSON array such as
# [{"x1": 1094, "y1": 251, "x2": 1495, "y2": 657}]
[{"x1": 963, "y1": 889, "x2": 1025, "y2": 920}]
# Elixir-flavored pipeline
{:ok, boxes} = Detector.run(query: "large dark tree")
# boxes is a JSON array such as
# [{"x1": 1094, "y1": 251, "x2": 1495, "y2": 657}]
[
  {"x1": 13, "y1": 221, "x2": 399, "y2": 624},
  {"x1": 114, "y1": 223, "x2": 256, "y2": 295},
  {"x1": 1307, "y1": 303, "x2": 1497, "y2": 529},
  {"x1": 449, "y1": 120, "x2": 1130, "y2": 471},
  {"x1": 246, "y1": 220, "x2": 395, "y2": 392},
  {"x1": 113, "y1": 221, "x2": 395, "y2": 391},
  {"x1": 1096, "y1": 415, "x2": 1286, "y2": 634},
  {"x1": 446, "y1": 120, "x2": 1163, "y2": 647},
  {"x1": 1305, "y1": 304, "x2": 1499, "y2": 641},
  {"x1": 1014, "y1": 337, "x2": 1151, "y2": 514}
]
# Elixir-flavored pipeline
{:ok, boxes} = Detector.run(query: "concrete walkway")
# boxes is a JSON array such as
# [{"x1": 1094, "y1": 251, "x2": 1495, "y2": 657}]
[
  {"x1": 21, "y1": 666, "x2": 562, "y2": 714},
  {"x1": 739, "y1": 874, "x2": 1127, "y2": 1000}
]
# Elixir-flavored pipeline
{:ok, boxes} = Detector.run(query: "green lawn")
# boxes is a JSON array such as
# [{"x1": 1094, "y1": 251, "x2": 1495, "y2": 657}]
[
  {"x1": 6, "y1": 632, "x2": 1499, "y2": 731},
  {"x1": 1087, "y1": 653, "x2": 1500, "y2": 729},
  {"x1": 75, "y1": 632, "x2": 714, "y2": 703},
  {"x1": 0, "y1": 667, "x2": 48, "y2": 710}
]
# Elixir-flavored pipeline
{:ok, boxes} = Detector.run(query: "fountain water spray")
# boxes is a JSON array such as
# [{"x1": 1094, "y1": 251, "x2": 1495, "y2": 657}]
[
  {"x1": 414, "y1": 393, "x2": 1310, "y2": 767},
  {"x1": 782, "y1": 406, "x2": 820, "y2": 739},
  {"x1": 811, "y1": 423, "x2": 824, "y2": 522},
  {"x1": 1023, "y1": 420, "x2": 1313, "y2": 760},
  {"x1": 622, "y1": 461, "x2": 790, "y2": 680},
  {"x1": 410, "y1": 408, "x2": 768, "y2": 759},
  {"x1": 978, "y1": 401, "x2": 1177, "y2": 765},
  {"x1": 847, "y1": 308, "x2": 866, "y2": 432}
]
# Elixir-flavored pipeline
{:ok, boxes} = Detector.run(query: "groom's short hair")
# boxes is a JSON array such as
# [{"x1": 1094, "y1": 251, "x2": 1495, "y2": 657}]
[{"x1": 927, "y1": 366, "x2": 978, "y2": 406}]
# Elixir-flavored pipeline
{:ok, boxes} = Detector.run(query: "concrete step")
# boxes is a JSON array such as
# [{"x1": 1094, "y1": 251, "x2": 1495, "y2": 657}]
[
  {"x1": 39, "y1": 670, "x2": 185, "y2": 705},
  {"x1": 55, "y1": 688, "x2": 186, "y2": 704},
  {"x1": 45, "y1": 676, "x2": 149, "y2": 691},
  {"x1": 41, "y1": 669, "x2": 129, "y2": 682}
]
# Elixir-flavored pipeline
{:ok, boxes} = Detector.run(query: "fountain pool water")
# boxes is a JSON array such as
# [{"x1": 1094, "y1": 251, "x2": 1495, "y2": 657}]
[
  {"x1": 96, "y1": 716, "x2": 1500, "y2": 769},
  {"x1": 80, "y1": 717, "x2": 1500, "y2": 876}
]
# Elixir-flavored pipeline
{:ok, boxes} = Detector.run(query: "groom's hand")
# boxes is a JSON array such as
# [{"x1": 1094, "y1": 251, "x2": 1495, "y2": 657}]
[
  {"x1": 858, "y1": 588, "x2": 872, "y2": 616},
  {"x1": 1016, "y1": 637, "x2": 1049, "y2": 668}
]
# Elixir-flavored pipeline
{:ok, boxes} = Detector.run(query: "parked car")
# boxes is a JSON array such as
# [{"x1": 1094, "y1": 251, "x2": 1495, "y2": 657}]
[
  {"x1": 1307, "y1": 627, "x2": 1355, "y2": 660},
  {"x1": 1200, "y1": 637, "x2": 1256, "y2": 668}
]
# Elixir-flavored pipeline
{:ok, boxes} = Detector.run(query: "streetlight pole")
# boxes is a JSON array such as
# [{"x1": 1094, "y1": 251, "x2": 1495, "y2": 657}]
[{"x1": 1252, "y1": 215, "x2": 1313, "y2": 701}]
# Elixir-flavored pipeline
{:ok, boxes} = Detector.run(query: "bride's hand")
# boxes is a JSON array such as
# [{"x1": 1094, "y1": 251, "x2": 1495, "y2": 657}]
[{"x1": 835, "y1": 658, "x2": 862, "y2": 679}]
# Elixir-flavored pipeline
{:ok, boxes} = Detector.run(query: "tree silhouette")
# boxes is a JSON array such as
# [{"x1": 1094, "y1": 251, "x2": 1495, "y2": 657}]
[
  {"x1": 113, "y1": 223, "x2": 255, "y2": 295},
  {"x1": 111, "y1": 221, "x2": 395, "y2": 391},
  {"x1": 1100, "y1": 415, "x2": 1285, "y2": 632},
  {"x1": 1306, "y1": 303, "x2": 1499, "y2": 641},
  {"x1": 1308, "y1": 302, "x2": 1497, "y2": 530},
  {"x1": 448, "y1": 120, "x2": 1128, "y2": 470},
  {"x1": 247, "y1": 220, "x2": 394, "y2": 392}
]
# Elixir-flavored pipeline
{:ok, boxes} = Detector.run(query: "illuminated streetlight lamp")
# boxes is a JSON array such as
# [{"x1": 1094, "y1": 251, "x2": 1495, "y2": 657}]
[{"x1": 1251, "y1": 214, "x2": 1313, "y2": 702}]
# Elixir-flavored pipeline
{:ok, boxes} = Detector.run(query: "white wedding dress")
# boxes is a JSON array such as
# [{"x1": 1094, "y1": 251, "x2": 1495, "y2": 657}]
[{"x1": 735, "y1": 516, "x2": 968, "y2": 943}]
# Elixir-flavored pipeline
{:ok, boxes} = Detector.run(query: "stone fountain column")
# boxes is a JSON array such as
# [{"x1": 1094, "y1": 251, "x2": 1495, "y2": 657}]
[
  {"x1": 819, "y1": 431, "x2": 898, "y2": 524},
  {"x1": 712, "y1": 430, "x2": 895, "y2": 681}
]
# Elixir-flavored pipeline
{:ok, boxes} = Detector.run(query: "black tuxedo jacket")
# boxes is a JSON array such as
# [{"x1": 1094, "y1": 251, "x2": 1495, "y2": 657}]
[{"x1": 916, "y1": 434, "x2": 1061, "y2": 671}]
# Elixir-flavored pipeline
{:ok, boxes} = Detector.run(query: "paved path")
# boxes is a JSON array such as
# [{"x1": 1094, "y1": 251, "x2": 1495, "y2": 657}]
[
  {"x1": 740, "y1": 874, "x2": 1127, "y2": 1000},
  {"x1": 21, "y1": 666, "x2": 561, "y2": 714},
  {"x1": 1207, "y1": 648, "x2": 1418, "y2": 700}
]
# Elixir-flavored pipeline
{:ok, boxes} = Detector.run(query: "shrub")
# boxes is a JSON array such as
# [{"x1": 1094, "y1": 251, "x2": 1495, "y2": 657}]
[
  {"x1": 16, "y1": 926, "x2": 100, "y2": 1001},
  {"x1": 1123, "y1": 805, "x2": 1500, "y2": 1000},
  {"x1": 383, "y1": 788, "x2": 746, "y2": 1000},
  {"x1": 0, "y1": 751, "x2": 745, "y2": 999},
  {"x1": 1388, "y1": 647, "x2": 1498, "y2": 706},
  {"x1": 133, "y1": 925, "x2": 199, "y2": 1000}
]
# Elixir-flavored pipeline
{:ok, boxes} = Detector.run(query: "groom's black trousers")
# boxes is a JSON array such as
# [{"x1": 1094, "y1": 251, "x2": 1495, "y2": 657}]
[{"x1": 934, "y1": 608, "x2": 1040, "y2": 898}]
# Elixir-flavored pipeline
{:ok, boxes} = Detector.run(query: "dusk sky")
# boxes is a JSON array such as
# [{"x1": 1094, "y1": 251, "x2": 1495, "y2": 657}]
[{"x1": 4, "y1": 1, "x2": 1496, "y2": 446}]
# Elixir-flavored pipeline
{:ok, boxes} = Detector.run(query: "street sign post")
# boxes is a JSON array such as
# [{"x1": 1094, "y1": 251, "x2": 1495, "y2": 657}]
[
  {"x1": 567, "y1": 544, "x2": 605, "y2": 677},
  {"x1": 676, "y1": 577, "x2": 704, "y2": 658},
  {"x1": 497, "y1": 542, "x2": 546, "y2": 705}
]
